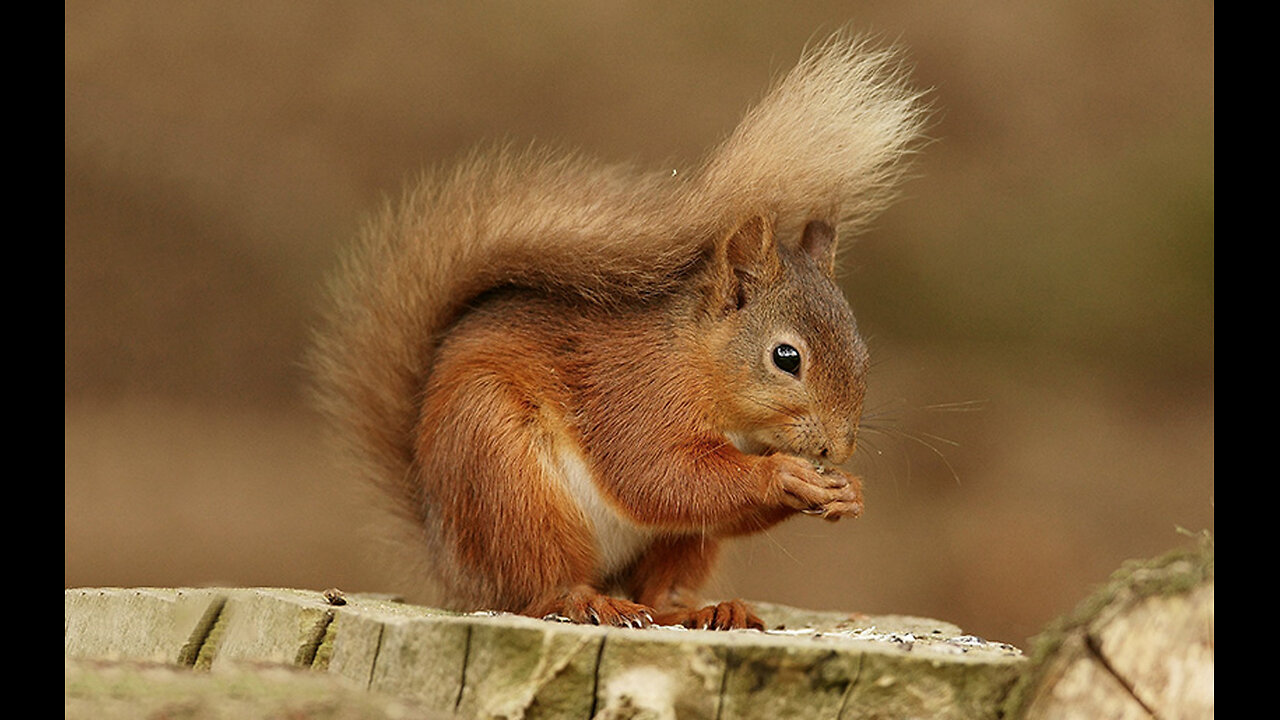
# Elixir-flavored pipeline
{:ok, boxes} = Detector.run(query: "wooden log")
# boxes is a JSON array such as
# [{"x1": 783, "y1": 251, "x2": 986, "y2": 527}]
[
  {"x1": 65, "y1": 588, "x2": 1025, "y2": 719},
  {"x1": 1006, "y1": 533, "x2": 1214, "y2": 720}
]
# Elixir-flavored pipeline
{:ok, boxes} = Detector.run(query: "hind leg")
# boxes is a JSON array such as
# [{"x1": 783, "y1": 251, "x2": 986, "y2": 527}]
[
  {"x1": 526, "y1": 584, "x2": 654, "y2": 627},
  {"x1": 417, "y1": 353, "x2": 652, "y2": 627},
  {"x1": 625, "y1": 535, "x2": 764, "y2": 630}
]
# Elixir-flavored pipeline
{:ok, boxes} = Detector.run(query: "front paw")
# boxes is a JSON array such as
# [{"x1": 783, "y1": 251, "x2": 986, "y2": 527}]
[
  {"x1": 803, "y1": 466, "x2": 864, "y2": 521},
  {"x1": 766, "y1": 455, "x2": 864, "y2": 521},
  {"x1": 654, "y1": 600, "x2": 764, "y2": 631}
]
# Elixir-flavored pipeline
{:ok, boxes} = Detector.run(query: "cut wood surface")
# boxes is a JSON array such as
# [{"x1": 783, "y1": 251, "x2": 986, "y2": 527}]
[
  {"x1": 65, "y1": 588, "x2": 1024, "y2": 719},
  {"x1": 1008, "y1": 534, "x2": 1214, "y2": 720}
]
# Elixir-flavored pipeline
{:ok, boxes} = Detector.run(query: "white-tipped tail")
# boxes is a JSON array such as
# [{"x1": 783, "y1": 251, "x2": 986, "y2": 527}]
[{"x1": 695, "y1": 34, "x2": 929, "y2": 240}]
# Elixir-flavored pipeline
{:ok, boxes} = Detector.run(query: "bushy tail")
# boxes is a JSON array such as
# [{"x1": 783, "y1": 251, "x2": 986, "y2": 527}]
[
  {"x1": 697, "y1": 34, "x2": 929, "y2": 241},
  {"x1": 309, "y1": 32, "x2": 927, "y2": 526}
]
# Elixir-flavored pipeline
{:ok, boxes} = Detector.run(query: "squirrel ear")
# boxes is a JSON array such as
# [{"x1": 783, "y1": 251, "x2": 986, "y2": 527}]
[
  {"x1": 711, "y1": 215, "x2": 779, "y2": 312},
  {"x1": 723, "y1": 215, "x2": 775, "y2": 273},
  {"x1": 799, "y1": 219, "x2": 838, "y2": 276}
]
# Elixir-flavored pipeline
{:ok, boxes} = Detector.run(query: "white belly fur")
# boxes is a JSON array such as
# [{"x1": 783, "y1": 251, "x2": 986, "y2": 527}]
[{"x1": 551, "y1": 442, "x2": 656, "y2": 577}]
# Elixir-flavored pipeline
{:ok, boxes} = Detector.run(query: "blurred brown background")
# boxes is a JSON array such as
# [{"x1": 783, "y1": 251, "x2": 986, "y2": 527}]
[{"x1": 65, "y1": 1, "x2": 1213, "y2": 647}]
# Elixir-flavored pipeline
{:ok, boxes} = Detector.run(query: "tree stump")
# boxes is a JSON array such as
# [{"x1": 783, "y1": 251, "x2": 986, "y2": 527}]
[
  {"x1": 64, "y1": 536, "x2": 1213, "y2": 719},
  {"x1": 1006, "y1": 533, "x2": 1214, "y2": 719},
  {"x1": 65, "y1": 588, "x2": 1024, "y2": 719}
]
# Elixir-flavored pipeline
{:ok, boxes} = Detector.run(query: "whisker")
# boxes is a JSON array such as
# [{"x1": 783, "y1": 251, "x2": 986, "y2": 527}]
[
  {"x1": 859, "y1": 396, "x2": 912, "y2": 424},
  {"x1": 848, "y1": 435, "x2": 902, "y2": 498},
  {"x1": 915, "y1": 430, "x2": 961, "y2": 448},
  {"x1": 743, "y1": 395, "x2": 805, "y2": 421},
  {"x1": 755, "y1": 526, "x2": 803, "y2": 566},
  {"x1": 865, "y1": 423, "x2": 962, "y2": 486},
  {"x1": 921, "y1": 399, "x2": 989, "y2": 413}
]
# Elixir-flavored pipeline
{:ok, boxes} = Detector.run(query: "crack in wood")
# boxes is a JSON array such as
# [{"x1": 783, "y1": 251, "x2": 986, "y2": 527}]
[
  {"x1": 454, "y1": 624, "x2": 473, "y2": 713},
  {"x1": 835, "y1": 650, "x2": 865, "y2": 719},
  {"x1": 177, "y1": 596, "x2": 226, "y2": 668},
  {"x1": 1084, "y1": 631, "x2": 1159, "y2": 719},
  {"x1": 365, "y1": 623, "x2": 386, "y2": 690},
  {"x1": 294, "y1": 609, "x2": 336, "y2": 668},
  {"x1": 311, "y1": 611, "x2": 340, "y2": 671},
  {"x1": 588, "y1": 635, "x2": 607, "y2": 719},
  {"x1": 714, "y1": 648, "x2": 732, "y2": 720},
  {"x1": 516, "y1": 632, "x2": 598, "y2": 716}
]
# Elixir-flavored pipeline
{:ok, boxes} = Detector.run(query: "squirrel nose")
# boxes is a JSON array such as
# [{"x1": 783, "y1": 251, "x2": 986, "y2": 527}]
[
  {"x1": 823, "y1": 447, "x2": 852, "y2": 465},
  {"x1": 820, "y1": 442, "x2": 853, "y2": 465},
  {"x1": 820, "y1": 424, "x2": 859, "y2": 464}
]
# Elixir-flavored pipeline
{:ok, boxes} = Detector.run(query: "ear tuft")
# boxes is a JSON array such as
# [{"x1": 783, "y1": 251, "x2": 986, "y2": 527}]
[
  {"x1": 723, "y1": 215, "x2": 774, "y2": 272},
  {"x1": 709, "y1": 215, "x2": 780, "y2": 313},
  {"x1": 799, "y1": 219, "x2": 838, "y2": 276}
]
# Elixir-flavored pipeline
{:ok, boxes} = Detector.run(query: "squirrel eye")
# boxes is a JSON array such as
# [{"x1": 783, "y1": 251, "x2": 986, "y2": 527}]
[{"x1": 772, "y1": 344, "x2": 801, "y2": 375}]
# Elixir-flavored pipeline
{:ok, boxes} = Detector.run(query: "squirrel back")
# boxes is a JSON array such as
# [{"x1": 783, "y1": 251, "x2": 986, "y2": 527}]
[{"x1": 311, "y1": 34, "x2": 926, "y2": 624}]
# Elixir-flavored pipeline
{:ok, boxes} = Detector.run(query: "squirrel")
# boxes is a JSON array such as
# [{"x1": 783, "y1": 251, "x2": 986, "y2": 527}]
[{"x1": 311, "y1": 34, "x2": 927, "y2": 631}]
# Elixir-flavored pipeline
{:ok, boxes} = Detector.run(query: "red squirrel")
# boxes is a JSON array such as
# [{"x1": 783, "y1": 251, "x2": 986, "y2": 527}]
[{"x1": 312, "y1": 35, "x2": 926, "y2": 630}]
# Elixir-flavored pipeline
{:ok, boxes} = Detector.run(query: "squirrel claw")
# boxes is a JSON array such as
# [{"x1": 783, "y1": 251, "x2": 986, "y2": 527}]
[{"x1": 535, "y1": 588, "x2": 655, "y2": 629}]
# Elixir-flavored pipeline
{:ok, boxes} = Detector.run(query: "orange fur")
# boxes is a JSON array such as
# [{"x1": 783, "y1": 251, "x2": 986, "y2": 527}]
[{"x1": 311, "y1": 33, "x2": 926, "y2": 629}]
